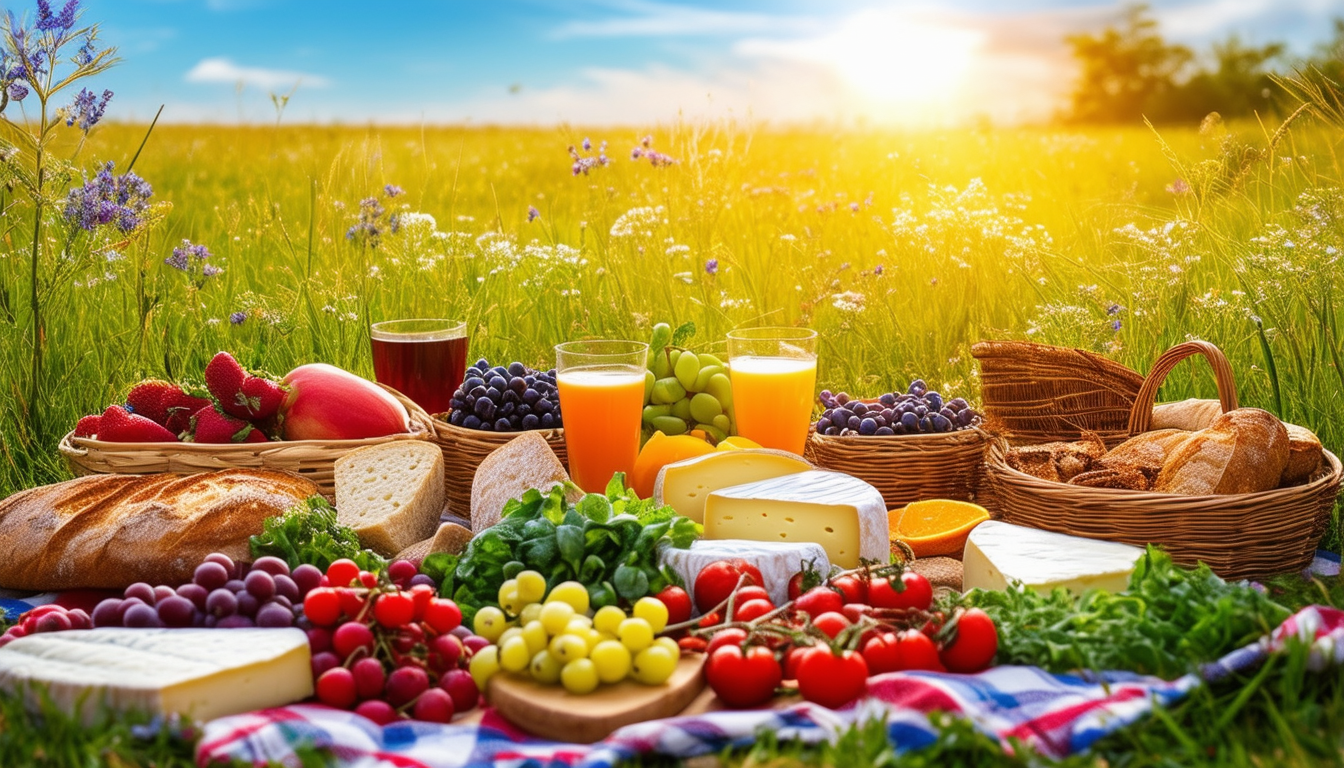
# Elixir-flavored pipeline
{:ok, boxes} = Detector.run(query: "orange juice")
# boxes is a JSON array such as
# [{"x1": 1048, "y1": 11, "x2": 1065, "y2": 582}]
[
  {"x1": 557, "y1": 366, "x2": 646, "y2": 492},
  {"x1": 729, "y1": 356, "x2": 817, "y2": 455}
]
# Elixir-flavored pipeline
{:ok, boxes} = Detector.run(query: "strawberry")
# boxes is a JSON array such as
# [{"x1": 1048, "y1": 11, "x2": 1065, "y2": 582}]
[
  {"x1": 243, "y1": 428, "x2": 270, "y2": 443},
  {"x1": 162, "y1": 387, "x2": 212, "y2": 435},
  {"x1": 205, "y1": 352, "x2": 248, "y2": 417},
  {"x1": 97, "y1": 405, "x2": 177, "y2": 443},
  {"x1": 189, "y1": 405, "x2": 257, "y2": 444},
  {"x1": 237, "y1": 376, "x2": 287, "y2": 420},
  {"x1": 125, "y1": 379, "x2": 178, "y2": 425},
  {"x1": 74, "y1": 415, "x2": 101, "y2": 438}
]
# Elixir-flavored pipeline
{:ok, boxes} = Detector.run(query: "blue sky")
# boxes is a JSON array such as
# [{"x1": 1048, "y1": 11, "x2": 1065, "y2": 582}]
[{"x1": 55, "y1": 0, "x2": 1344, "y2": 124}]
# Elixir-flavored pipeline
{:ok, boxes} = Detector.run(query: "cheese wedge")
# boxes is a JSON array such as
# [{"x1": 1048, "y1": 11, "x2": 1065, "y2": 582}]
[
  {"x1": 653, "y1": 449, "x2": 812, "y2": 523},
  {"x1": 659, "y1": 539, "x2": 830, "y2": 610},
  {"x1": 962, "y1": 520, "x2": 1144, "y2": 595},
  {"x1": 702, "y1": 470, "x2": 887, "y2": 568},
  {"x1": 0, "y1": 628, "x2": 312, "y2": 724}
]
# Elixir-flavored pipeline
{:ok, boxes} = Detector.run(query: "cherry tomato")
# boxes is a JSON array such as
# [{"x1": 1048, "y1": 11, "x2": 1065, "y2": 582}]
[
  {"x1": 678, "y1": 636, "x2": 709, "y2": 653},
  {"x1": 705, "y1": 627, "x2": 748, "y2": 656},
  {"x1": 734, "y1": 586, "x2": 772, "y2": 605},
  {"x1": 860, "y1": 632, "x2": 902, "y2": 675},
  {"x1": 787, "y1": 572, "x2": 805, "y2": 601},
  {"x1": 732, "y1": 599, "x2": 774, "y2": 622},
  {"x1": 303, "y1": 588, "x2": 340, "y2": 627},
  {"x1": 938, "y1": 608, "x2": 998, "y2": 673},
  {"x1": 697, "y1": 611, "x2": 723, "y2": 629},
  {"x1": 794, "y1": 586, "x2": 844, "y2": 619},
  {"x1": 869, "y1": 573, "x2": 933, "y2": 612},
  {"x1": 894, "y1": 629, "x2": 944, "y2": 672},
  {"x1": 373, "y1": 592, "x2": 415, "y2": 628},
  {"x1": 705, "y1": 644, "x2": 782, "y2": 708},
  {"x1": 795, "y1": 646, "x2": 868, "y2": 708},
  {"x1": 812, "y1": 611, "x2": 850, "y2": 639},
  {"x1": 654, "y1": 585, "x2": 693, "y2": 626},
  {"x1": 694, "y1": 560, "x2": 766, "y2": 614},
  {"x1": 782, "y1": 645, "x2": 812, "y2": 681},
  {"x1": 326, "y1": 559, "x2": 360, "y2": 589},
  {"x1": 829, "y1": 574, "x2": 868, "y2": 605}
]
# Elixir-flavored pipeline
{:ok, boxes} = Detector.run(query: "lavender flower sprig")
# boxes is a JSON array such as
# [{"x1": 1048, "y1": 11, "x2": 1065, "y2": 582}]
[
  {"x1": 164, "y1": 239, "x2": 223, "y2": 287},
  {"x1": 64, "y1": 160, "x2": 153, "y2": 232}
]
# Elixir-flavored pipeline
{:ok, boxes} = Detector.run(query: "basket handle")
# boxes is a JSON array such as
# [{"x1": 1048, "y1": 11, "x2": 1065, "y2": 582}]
[{"x1": 1127, "y1": 340, "x2": 1239, "y2": 435}]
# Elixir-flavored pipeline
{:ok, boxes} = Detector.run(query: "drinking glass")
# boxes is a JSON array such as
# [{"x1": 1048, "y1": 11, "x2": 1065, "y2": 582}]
[
  {"x1": 726, "y1": 327, "x2": 818, "y2": 455},
  {"x1": 370, "y1": 319, "x2": 468, "y2": 416},
  {"x1": 555, "y1": 340, "x2": 649, "y2": 493}
]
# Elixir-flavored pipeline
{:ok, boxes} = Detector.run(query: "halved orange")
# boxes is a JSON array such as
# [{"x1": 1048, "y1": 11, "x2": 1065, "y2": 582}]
[{"x1": 889, "y1": 500, "x2": 990, "y2": 559}]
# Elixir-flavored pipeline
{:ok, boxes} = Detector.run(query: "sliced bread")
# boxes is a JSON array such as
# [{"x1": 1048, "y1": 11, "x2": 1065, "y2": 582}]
[
  {"x1": 334, "y1": 441, "x2": 445, "y2": 556},
  {"x1": 394, "y1": 522, "x2": 474, "y2": 562},
  {"x1": 470, "y1": 431, "x2": 579, "y2": 531}
]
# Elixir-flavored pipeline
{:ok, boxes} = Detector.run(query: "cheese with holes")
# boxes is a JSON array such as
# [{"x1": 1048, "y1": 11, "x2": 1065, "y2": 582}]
[
  {"x1": 653, "y1": 449, "x2": 812, "y2": 523},
  {"x1": 963, "y1": 521, "x2": 1144, "y2": 595},
  {"x1": 659, "y1": 539, "x2": 830, "y2": 610},
  {"x1": 0, "y1": 628, "x2": 312, "y2": 723},
  {"x1": 703, "y1": 470, "x2": 887, "y2": 569}
]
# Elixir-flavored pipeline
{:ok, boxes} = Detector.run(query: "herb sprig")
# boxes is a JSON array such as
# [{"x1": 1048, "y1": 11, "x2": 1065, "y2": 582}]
[{"x1": 248, "y1": 495, "x2": 387, "y2": 573}]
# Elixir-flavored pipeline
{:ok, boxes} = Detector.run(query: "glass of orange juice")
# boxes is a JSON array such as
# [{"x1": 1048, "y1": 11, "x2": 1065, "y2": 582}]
[
  {"x1": 726, "y1": 327, "x2": 818, "y2": 455},
  {"x1": 555, "y1": 339, "x2": 649, "y2": 493}
]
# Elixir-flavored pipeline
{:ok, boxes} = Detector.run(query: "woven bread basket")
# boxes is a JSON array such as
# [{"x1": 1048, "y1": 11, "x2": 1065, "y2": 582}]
[
  {"x1": 984, "y1": 340, "x2": 1342, "y2": 580},
  {"x1": 59, "y1": 385, "x2": 435, "y2": 497},
  {"x1": 808, "y1": 400, "x2": 991, "y2": 508},
  {"x1": 430, "y1": 416, "x2": 568, "y2": 520},
  {"x1": 972, "y1": 340, "x2": 1146, "y2": 445}
]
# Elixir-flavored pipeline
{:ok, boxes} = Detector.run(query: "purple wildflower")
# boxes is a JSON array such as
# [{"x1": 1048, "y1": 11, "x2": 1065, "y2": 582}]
[
  {"x1": 628, "y1": 136, "x2": 676, "y2": 168},
  {"x1": 36, "y1": 0, "x2": 79, "y2": 33},
  {"x1": 874, "y1": 264, "x2": 884, "y2": 275},
  {"x1": 346, "y1": 195, "x2": 389, "y2": 246},
  {"x1": 1166, "y1": 178, "x2": 1191, "y2": 195},
  {"x1": 705, "y1": 258, "x2": 719, "y2": 275},
  {"x1": 66, "y1": 88, "x2": 113, "y2": 132},
  {"x1": 7, "y1": 82, "x2": 27, "y2": 101},
  {"x1": 64, "y1": 161, "x2": 153, "y2": 233},
  {"x1": 849, "y1": 202, "x2": 860, "y2": 212},
  {"x1": 641, "y1": 135, "x2": 652, "y2": 148},
  {"x1": 527, "y1": 206, "x2": 540, "y2": 222},
  {"x1": 74, "y1": 33, "x2": 96, "y2": 66},
  {"x1": 1107, "y1": 303, "x2": 1124, "y2": 315},
  {"x1": 384, "y1": 184, "x2": 403, "y2": 197},
  {"x1": 1111, "y1": 319, "x2": 1122, "y2": 332},
  {"x1": 164, "y1": 240, "x2": 221, "y2": 283},
  {"x1": 202, "y1": 264, "x2": 222, "y2": 277},
  {"x1": 630, "y1": 148, "x2": 642, "y2": 160},
  {"x1": 581, "y1": 137, "x2": 592, "y2": 152},
  {"x1": 568, "y1": 141, "x2": 610, "y2": 176},
  {"x1": 230, "y1": 311, "x2": 247, "y2": 325}
]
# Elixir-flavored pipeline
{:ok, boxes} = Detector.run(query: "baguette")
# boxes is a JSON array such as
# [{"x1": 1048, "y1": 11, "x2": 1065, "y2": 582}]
[
  {"x1": 1151, "y1": 398, "x2": 1223, "y2": 431},
  {"x1": 0, "y1": 469, "x2": 317, "y2": 591},
  {"x1": 1154, "y1": 408, "x2": 1289, "y2": 495}
]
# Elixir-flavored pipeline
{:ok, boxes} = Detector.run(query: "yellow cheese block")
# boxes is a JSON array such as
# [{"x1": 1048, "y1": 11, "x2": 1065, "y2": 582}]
[
  {"x1": 703, "y1": 470, "x2": 887, "y2": 568},
  {"x1": 653, "y1": 449, "x2": 812, "y2": 523}
]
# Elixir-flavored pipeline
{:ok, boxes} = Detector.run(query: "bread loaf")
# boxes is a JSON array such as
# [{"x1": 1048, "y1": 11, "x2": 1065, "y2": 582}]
[
  {"x1": 0, "y1": 470, "x2": 317, "y2": 591},
  {"x1": 1005, "y1": 433, "x2": 1106, "y2": 483},
  {"x1": 1281, "y1": 423, "x2": 1324, "y2": 486},
  {"x1": 1154, "y1": 408, "x2": 1289, "y2": 495},
  {"x1": 334, "y1": 441, "x2": 445, "y2": 556},
  {"x1": 1151, "y1": 398, "x2": 1223, "y2": 431},
  {"x1": 471, "y1": 432, "x2": 581, "y2": 531},
  {"x1": 394, "y1": 522, "x2": 473, "y2": 562},
  {"x1": 1069, "y1": 429, "x2": 1193, "y2": 490}
]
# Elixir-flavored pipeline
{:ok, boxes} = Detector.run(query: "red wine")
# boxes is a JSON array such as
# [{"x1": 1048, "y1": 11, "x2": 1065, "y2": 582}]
[{"x1": 371, "y1": 335, "x2": 467, "y2": 416}]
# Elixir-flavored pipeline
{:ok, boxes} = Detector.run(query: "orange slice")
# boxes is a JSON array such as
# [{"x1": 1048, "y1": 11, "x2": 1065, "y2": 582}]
[{"x1": 889, "y1": 500, "x2": 990, "y2": 559}]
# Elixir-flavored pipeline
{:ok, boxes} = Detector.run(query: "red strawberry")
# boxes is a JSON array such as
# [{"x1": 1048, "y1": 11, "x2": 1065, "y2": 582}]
[
  {"x1": 125, "y1": 379, "x2": 178, "y2": 425},
  {"x1": 162, "y1": 387, "x2": 212, "y2": 435},
  {"x1": 97, "y1": 405, "x2": 177, "y2": 443},
  {"x1": 205, "y1": 352, "x2": 248, "y2": 417},
  {"x1": 190, "y1": 405, "x2": 257, "y2": 443},
  {"x1": 74, "y1": 415, "x2": 101, "y2": 438},
  {"x1": 237, "y1": 376, "x2": 287, "y2": 420},
  {"x1": 243, "y1": 428, "x2": 270, "y2": 443}
]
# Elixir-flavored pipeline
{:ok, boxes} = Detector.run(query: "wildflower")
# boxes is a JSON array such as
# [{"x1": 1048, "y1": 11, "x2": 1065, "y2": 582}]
[
  {"x1": 874, "y1": 264, "x2": 884, "y2": 275},
  {"x1": 831, "y1": 291, "x2": 866, "y2": 312},
  {"x1": 6, "y1": 82, "x2": 27, "y2": 101},
  {"x1": 36, "y1": 0, "x2": 79, "y2": 34},
  {"x1": 229, "y1": 311, "x2": 246, "y2": 325},
  {"x1": 384, "y1": 184, "x2": 403, "y2": 197},
  {"x1": 75, "y1": 33, "x2": 96, "y2": 66},
  {"x1": 527, "y1": 205, "x2": 540, "y2": 222},
  {"x1": 569, "y1": 141, "x2": 609, "y2": 176},
  {"x1": 64, "y1": 161, "x2": 154, "y2": 233},
  {"x1": 849, "y1": 202, "x2": 860, "y2": 212},
  {"x1": 705, "y1": 258, "x2": 718, "y2": 275},
  {"x1": 1166, "y1": 178, "x2": 1191, "y2": 195},
  {"x1": 1107, "y1": 303, "x2": 1124, "y2": 315},
  {"x1": 582, "y1": 137, "x2": 592, "y2": 151},
  {"x1": 1111, "y1": 319, "x2": 1122, "y2": 332},
  {"x1": 164, "y1": 239, "x2": 221, "y2": 283},
  {"x1": 65, "y1": 87, "x2": 113, "y2": 132}
]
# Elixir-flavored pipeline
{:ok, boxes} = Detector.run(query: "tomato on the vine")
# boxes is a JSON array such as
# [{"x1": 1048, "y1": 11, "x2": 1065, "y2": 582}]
[
  {"x1": 795, "y1": 646, "x2": 868, "y2": 708},
  {"x1": 812, "y1": 611, "x2": 850, "y2": 639},
  {"x1": 695, "y1": 560, "x2": 766, "y2": 614},
  {"x1": 782, "y1": 645, "x2": 812, "y2": 681},
  {"x1": 705, "y1": 644, "x2": 782, "y2": 708},
  {"x1": 734, "y1": 586, "x2": 771, "y2": 605},
  {"x1": 860, "y1": 631, "x2": 902, "y2": 674},
  {"x1": 829, "y1": 574, "x2": 868, "y2": 605},
  {"x1": 732, "y1": 599, "x2": 774, "y2": 623},
  {"x1": 705, "y1": 627, "x2": 748, "y2": 656},
  {"x1": 654, "y1": 585, "x2": 693, "y2": 626},
  {"x1": 869, "y1": 572, "x2": 933, "y2": 612},
  {"x1": 794, "y1": 586, "x2": 843, "y2": 619},
  {"x1": 894, "y1": 629, "x2": 944, "y2": 672},
  {"x1": 939, "y1": 608, "x2": 998, "y2": 673}
]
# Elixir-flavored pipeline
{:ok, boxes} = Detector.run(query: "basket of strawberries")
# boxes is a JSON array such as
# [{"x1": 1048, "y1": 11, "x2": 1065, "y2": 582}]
[{"x1": 59, "y1": 351, "x2": 435, "y2": 496}]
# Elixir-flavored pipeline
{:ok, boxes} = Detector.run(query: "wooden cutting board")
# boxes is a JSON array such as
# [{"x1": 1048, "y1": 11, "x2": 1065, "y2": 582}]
[{"x1": 486, "y1": 655, "x2": 707, "y2": 743}]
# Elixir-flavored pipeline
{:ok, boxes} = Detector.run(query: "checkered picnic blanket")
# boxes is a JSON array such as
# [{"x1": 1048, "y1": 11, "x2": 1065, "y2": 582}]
[{"x1": 195, "y1": 604, "x2": 1344, "y2": 768}]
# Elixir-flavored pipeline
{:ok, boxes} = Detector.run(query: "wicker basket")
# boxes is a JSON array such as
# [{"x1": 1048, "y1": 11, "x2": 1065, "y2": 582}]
[
  {"x1": 808, "y1": 398, "x2": 992, "y2": 509},
  {"x1": 984, "y1": 341, "x2": 1342, "y2": 580},
  {"x1": 59, "y1": 386, "x2": 435, "y2": 497},
  {"x1": 972, "y1": 340, "x2": 1146, "y2": 445},
  {"x1": 430, "y1": 416, "x2": 568, "y2": 520}
]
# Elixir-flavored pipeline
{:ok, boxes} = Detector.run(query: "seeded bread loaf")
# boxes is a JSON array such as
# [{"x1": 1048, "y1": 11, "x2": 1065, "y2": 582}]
[
  {"x1": 334, "y1": 441, "x2": 445, "y2": 556},
  {"x1": 0, "y1": 469, "x2": 317, "y2": 591},
  {"x1": 1154, "y1": 408, "x2": 1289, "y2": 495},
  {"x1": 1005, "y1": 433, "x2": 1107, "y2": 483}
]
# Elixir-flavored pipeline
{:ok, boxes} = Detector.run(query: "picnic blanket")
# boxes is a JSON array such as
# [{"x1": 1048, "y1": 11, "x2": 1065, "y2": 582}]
[{"x1": 195, "y1": 604, "x2": 1344, "y2": 767}]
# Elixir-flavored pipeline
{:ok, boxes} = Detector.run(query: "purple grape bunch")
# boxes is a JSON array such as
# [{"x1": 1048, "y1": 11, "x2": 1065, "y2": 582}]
[
  {"x1": 90, "y1": 554, "x2": 322, "y2": 630},
  {"x1": 447, "y1": 359, "x2": 563, "y2": 432},
  {"x1": 816, "y1": 379, "x2": 981, "y2": 437}
]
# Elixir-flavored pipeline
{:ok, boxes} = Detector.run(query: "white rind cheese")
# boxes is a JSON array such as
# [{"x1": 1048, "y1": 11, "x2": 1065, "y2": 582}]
[
  {"x1": 659, "y1": 539, "x2": 830, "y2": 610},
  {"x1": 703, "y1": 470, "x2": 887, "y2": 569},
  {"x1": 0, "y1": 628, "x2": 312, "y2": 723},
  {"x1": 963, "y1": 520, "x2": 1144, "y2": 595},
  {"x1": 653, "y1": 449, "x2": 812, "y2": 524}
]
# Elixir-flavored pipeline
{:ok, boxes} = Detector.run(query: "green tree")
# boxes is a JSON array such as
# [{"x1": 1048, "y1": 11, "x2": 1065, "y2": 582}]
[
  {"x1": 1065, "y1": 3, "x2": 1191, "y2": 123},
  {"x1": 1154, "y1": 37, "x2": 1285, "y2": 121}
]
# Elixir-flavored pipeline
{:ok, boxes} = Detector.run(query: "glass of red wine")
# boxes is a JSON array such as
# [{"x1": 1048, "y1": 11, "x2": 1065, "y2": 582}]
[{"x1": 370, "y1": 319, "x2": 468, "y2": 416}]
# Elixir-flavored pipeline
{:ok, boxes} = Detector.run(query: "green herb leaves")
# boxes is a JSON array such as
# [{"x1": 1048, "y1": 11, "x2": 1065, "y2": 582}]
[{"x1": 248, "y1": 495, "x2": 387, "y2": 573}]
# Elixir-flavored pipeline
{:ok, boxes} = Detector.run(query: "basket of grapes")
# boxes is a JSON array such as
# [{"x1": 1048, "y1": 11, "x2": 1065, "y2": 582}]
[
  {"x1": 807, "y1": 379, "x2": 991, "y2": 509},
  {"x1": 430, "y1": 359, "x2": 567, "y2": 519}
]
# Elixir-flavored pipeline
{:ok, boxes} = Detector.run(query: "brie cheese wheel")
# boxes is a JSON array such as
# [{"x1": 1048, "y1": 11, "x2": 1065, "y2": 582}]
[
  {"x1": 963, "y1": 520, "x2": 1144, "y2": 595},
  {"x1": 0, "y1": 628, "x2": 313, "y2": 723},
  {"x1": 653, "y1": 449, "x2": 812, "y2": 523},
  {"x1": 659, "y1": 539, "x2": 830, "y2": 610},
  {"x1": 703, "y1": 470, "x2": 888, "y2": 569}
]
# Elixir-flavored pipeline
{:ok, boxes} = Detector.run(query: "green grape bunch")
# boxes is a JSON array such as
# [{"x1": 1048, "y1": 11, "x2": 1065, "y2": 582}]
[{"x1": 641, "y1": 322, "x2": 735, "y2": 443}]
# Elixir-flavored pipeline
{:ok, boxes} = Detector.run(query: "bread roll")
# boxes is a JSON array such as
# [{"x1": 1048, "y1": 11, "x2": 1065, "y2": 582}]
[
  {"x1": 1154, "y1": 408, "x2": 1289, "y2": 495},
  {"x1": 0, "y1": 470, "x2": 317, "y2": 591},
  {"x1": 1151, "y1": 398, "x2": 1223, "y2": 431},
  {"x1": 1281, "y1": 423, "x2": 1324, "y2": 486}
]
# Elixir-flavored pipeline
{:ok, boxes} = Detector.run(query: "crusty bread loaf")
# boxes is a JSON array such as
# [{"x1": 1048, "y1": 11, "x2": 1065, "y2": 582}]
[
  {"x1": 1070, "y1": 429, "x2": 1193, "y2": 490},
  {"x1": 471, "y1": 432, "x2": 581, "y2": 531},
  {"x1": 335, "y1": 441, "x2": 445, "y2": 556},
  {"x1": 1005, "y1": 433, "x2": 1106, "y2": 483},
  {"x1": 1151, "y1": 398, "x2": 1223, "y2": 431},
  {"x1": 394, "y1": 522, "x2": 473, "y2": 562},
  {"x1": 1282, "y1": 423, "x2": 1324, "y2": 486},
  {"x1": 0, "y1": 469, "x2": 317, "y2": 591},
  {"x1": 1154, "y1": 408, "x2": 1289, "y2": 495}
]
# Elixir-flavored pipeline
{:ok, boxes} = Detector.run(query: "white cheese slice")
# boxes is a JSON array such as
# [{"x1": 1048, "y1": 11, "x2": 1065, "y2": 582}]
[
  {"x1": 703, "y1": 470, "x2": 888, "y2": 569},
  {"x1": 963, "y1": 520, "x2": 1144, "y2": 595},
  {"x1": 659, "y1": 539, "x2": 830, "y2": 610},
  {"x1": 653, "y1": 449, "x2": 812, "y2": 523},
  {"x1": 0, "y1": 628, "x2": 312, "y2": 724}
]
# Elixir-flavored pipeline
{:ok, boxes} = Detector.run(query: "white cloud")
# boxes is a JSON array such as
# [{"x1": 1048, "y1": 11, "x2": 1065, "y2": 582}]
[
  {"x1": 551, "y1": 0, "x2": 817, "y2": 39},
  {"x1": 184, "y1": 57, "x2": 330, "y2": 89}
]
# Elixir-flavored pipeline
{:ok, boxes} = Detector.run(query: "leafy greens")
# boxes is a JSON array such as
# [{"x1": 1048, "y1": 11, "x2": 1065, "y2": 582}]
[{"x1": 249, "y1": 495, "x2": 387, "y2": 573}]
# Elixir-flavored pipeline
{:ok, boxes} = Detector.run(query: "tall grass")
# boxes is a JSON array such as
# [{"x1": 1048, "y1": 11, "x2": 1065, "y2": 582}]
[{"x1": 1, "y1": 119, "x2": 1341, "y2": 528}]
